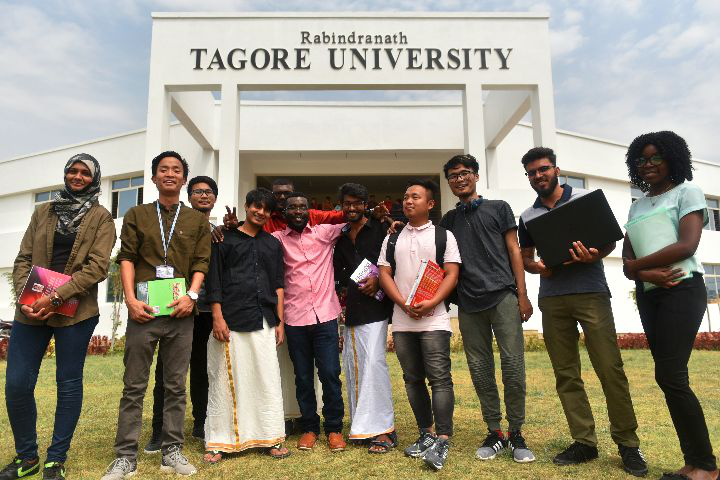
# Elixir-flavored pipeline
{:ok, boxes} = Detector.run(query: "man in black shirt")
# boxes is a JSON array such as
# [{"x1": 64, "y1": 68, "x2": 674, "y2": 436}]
[
  {"x1": 333, "y1": 183, "x2": 396, "y2": 454},
  {"x1": 202, "y1": 188, "x2": 289, "y2": 462},
  {"x1": 439, "y1": 154, "x2": 535, "y2": 464}
]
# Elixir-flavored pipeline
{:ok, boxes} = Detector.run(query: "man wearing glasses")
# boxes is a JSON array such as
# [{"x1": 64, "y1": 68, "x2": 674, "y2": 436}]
[
  {"x1": 144, "y1": 176, "x2": 219, "y2": 453},
  {"x1": 439, "y1": 154, "x2": 535, "y2": 464},
  {"x1": 517, "y1": 147, "x2": 647, "y2": 476}
]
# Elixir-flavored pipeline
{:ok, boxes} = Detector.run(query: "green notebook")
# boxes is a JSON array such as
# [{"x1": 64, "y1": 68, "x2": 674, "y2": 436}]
[{"x1": 136, "y1": 278, "x2": 187, "y2": 316}]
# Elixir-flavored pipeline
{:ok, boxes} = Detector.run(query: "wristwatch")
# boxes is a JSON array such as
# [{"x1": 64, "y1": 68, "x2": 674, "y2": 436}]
[
  {"x1": 50, "y1": 292, "x2": 63, "y2": 308},
  {"x1": 187, "y1": 290, "x2": 199, "y2": 302}
]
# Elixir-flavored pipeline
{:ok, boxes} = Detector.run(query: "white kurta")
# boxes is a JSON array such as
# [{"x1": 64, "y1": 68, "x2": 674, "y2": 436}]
[
  {"x1": 342, "y1": 319, "x2": 395, "y2": 440},
  {"x1": 205, "y1": 321, "x2": 285, "y2": 452}
]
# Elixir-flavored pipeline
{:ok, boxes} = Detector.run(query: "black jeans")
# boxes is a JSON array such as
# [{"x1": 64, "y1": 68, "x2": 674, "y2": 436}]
[
  {"x1": 392, "y1": 330, "x2": 454, "y2": 436},
  {"x1": 285, "y1": 319, "x2": 344, "y2": 435},
  {"x1": 151, "y1": 312, "x2": 212, "y2": 433},
  {"x1": 5, "y1": 316, "x2": 98, "y2": 463},
  {"x1": 636, "y1": 274, "x2": 717, "y2": 471}
]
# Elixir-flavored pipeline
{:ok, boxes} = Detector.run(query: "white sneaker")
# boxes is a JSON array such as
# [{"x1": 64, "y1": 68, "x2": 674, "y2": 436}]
[
  {"x1": 160, "y1": 445, "x2": 197, "y2": 476},
  {"x1": 100, "y1": 457, "x2": 137, "y2": 480}
]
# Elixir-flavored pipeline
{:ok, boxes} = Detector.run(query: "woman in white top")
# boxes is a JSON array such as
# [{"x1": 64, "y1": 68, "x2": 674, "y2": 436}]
[{"x1": 622, "y1": 131, "x2": 717, "y2": 480}]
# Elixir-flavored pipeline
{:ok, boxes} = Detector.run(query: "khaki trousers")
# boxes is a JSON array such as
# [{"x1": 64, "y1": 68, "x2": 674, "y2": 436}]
[
  {"x1": 539, "y1": 293, "x2": 639, "y2": 448},
  {"x1": 113, "y1": 315, "x2": 194, "y2": 459}
]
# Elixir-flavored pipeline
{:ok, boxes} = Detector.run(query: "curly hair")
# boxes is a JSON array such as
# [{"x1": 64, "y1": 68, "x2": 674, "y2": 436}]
[{"x1": 625, "y1": 131, "x2": 693, "y2": 192}]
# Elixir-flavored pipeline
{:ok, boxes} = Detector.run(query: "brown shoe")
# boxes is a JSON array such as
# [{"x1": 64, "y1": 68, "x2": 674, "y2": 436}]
[
  {"x1": 297, "y1": 432, "x2": 318, "y2": 450},
  {"x1": 328, "y1": 432, "x2": 347, "y2": 452}
]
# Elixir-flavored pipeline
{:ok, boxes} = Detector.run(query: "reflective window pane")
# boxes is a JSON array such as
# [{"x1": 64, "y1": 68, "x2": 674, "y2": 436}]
[
  {"x1": 705, "y1": 276, "x2": 718, "y2": 301},
  {"x1": 112, "y1": 178, "x2": 130, "y2": 190},
  {"x1": 117, "y1": 189, "x2": 138, "y2": 217},
  {"x1": 131, "y1": 176, "x2": 144, "y2": 187},
  {"x1": 35, "y1": 191, "x2": 49, "y2": 202},
  {"x1": 707, "y1": 197, "x2": 719, "y2": 209},
  {"x1": 566, "y1": 176, "x2": 586, "y2": 189}
]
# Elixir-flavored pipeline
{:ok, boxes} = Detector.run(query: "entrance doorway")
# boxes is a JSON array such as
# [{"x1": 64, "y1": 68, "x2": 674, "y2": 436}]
[{"x1": 256, "y1": 174, "x2": 443, "y2": 224}]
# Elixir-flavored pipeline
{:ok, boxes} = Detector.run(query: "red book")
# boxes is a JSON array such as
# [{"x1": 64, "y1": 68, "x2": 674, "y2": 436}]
[
  {"x1": 18, "y1": 266, "x2": 79, "y2": 317},
  {"x1": 405, "y1": 260, "x2": 446, "y2": 308}
]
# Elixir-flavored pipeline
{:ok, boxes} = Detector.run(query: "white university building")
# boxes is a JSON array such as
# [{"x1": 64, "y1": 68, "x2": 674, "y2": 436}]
[{"x1": 1, "y1": 12, "x2": 719, "y2": 336}]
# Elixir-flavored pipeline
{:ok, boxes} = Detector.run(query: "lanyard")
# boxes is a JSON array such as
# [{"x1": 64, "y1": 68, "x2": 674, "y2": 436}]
[{"x1": 156, "y1": 201, "x2": 181, "y2": 265}]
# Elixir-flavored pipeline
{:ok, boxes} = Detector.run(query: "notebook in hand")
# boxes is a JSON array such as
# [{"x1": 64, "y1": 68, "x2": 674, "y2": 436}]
[
  {"x1": 18, "y1": 266, "x2": 80, "y2": 317},
  {"x1": 524, "y1": 189, "x2": 623, "y2": 268}
]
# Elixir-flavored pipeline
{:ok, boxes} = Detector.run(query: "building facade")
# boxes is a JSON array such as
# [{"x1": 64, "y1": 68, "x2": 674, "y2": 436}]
[{"x1": 1, "y1": 13, "x2": 718, "y2": 335}]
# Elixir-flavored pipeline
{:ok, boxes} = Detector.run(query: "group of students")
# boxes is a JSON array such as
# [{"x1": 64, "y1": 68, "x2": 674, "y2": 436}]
[{"x1": 1, "y1": 131, "x2": 717, "y2": 480}]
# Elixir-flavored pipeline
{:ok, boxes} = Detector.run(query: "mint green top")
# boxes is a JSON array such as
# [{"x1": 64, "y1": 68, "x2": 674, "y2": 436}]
[{"x1": 627, "y1": 182, "x2": 708, "y2": 279}]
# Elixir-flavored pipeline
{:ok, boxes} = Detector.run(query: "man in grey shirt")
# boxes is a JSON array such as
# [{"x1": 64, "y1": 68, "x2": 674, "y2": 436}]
[{"x1": 518, "y1": 147, "x2": 647, "y2": 477}]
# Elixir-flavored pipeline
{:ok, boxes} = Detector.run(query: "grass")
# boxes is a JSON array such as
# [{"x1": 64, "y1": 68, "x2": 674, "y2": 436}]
[{"x1": 0, "y1": 350, "x2": 718, "y2": 480}]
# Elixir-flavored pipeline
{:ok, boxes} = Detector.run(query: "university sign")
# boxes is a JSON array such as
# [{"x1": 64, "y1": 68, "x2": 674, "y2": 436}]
[{"x1": 190, "y1": 31, "x2": 513, "y2": 71}]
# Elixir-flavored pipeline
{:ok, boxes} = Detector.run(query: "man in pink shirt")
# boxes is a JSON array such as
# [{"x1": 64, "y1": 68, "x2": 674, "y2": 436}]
[
  {"x1": 378, "y1": 179, "x2": 461, "y2": 471},
  {"x1": 271, "y1": 192, "x2": 348, "y2": 453}
]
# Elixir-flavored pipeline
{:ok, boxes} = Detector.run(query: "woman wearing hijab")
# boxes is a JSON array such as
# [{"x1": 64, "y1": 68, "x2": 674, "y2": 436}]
[{"x1": 1, "y1": 154, "x2": 116, "y2": 480}]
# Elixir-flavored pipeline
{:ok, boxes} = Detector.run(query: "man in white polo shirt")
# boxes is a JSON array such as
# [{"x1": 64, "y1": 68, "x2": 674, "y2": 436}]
[{"x1": 378, "y1": 179, "x2": 461, "y2": 471}]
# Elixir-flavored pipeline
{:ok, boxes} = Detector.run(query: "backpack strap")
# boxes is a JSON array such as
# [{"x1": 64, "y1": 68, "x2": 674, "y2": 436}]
[
  {"x1": 434, "y1": 225, "x2": 447, "y2": 268},
  {"x1": 386, "y1": 227, "x2": 403, "y2": 278}
]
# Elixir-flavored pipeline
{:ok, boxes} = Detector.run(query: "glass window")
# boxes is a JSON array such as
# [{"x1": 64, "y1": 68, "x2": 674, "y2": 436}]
[
  {"x1": 706, "y1": 197, "x2": 720, "y2": 232},
  {"x1": 33, "y1": 189, "x2": 62, "y2": 204},
  {"x1": 558, "y1": 175, "x2": 586, "y2": 189},
  {"x1": 111, "y1": 175, "x2": 144, "y2": 219},
  {"x1": 704, "y1": 263, "x2": 720, "y2": 303}
]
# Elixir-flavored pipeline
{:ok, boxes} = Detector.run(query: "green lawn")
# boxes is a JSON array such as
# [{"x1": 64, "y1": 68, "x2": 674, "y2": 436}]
[{"x1": 0, "y1": 350, "x2": 718, "y2": 479}]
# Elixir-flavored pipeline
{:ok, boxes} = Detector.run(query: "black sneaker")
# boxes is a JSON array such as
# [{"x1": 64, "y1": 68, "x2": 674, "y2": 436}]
[
  {"x1": 404, "y1": 431, "x2": 437, "y2": 458},
  {"x1": 143, "y1": 432, "x2": 162, "y2": 454},
  {"x1": 192, "y1": 423, "x2": 204, "y2": 440},
  {"x1": 42, "y1": 462, "x2": 64, "y2": 480},
  {"x1": 475, "y1": 429, "x2": 506, "y2": 460},
  {"x1": 552, "y1": 442, "x2": 599, "y2": 465},
  {"x1": 423, "y1": 438, "x2": 450, "y2": 471},
  {"x1": 507, "y1": 430, "x2": 536, "y2": 463},
  {"x1": 0, "y1": 457, "x2": 40, "y2": 479},
  {"x1": 619, "y1": 445, "x2": 648, "y2": 477}
]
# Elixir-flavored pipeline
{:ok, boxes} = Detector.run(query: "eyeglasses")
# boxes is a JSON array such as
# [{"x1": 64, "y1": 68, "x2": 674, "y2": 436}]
[
  {"x1": 342, "y1": 200, "x2": 366, "y2": 209},
  {"x1": 635, "y1": 155, "x2": 664, "y2": 167},
  {"x1": 525, "y1": 165, "x2": 554, "y2": 177},
  {"x1": 191, "y1": 189, "x2": 215, "y2": 197},
  {"x1": 447, "y1": 170, "x2": 476, "y2": 182}
]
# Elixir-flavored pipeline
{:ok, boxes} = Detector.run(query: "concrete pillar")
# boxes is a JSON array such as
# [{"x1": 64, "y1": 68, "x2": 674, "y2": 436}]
[
  {"x1": 530, "y1": 82, "x2": 557, "y2": 149},
  {"x1": 462, "y1": 83, "x2": 488, "y2": 188},
  {"x1": 214, "y1": 83, "x2": 240, "y2": 220},
  {"x1": 142, "y1": 85, "x2": 171, "y2": 203}
]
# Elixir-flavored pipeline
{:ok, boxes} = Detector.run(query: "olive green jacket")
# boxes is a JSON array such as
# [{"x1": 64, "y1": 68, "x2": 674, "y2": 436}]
[{"x1": 13, "y1": 202, "x2": 117, "y2": 327}]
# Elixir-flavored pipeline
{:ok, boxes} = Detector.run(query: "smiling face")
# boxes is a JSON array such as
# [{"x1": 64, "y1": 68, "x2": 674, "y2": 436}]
[
  {"x1": 403, "y1": 184, "x2": 434, "y2": 222},
  {"x1": 245, "y1": 201, "x2": 272, "y2": 228},
  {"x1": 637, "y1": 144, "x2": 670, "y2": 187},
  {"x1": 341, "y1": 194, "x2": 366, "y2": 223},
  {"x1": 188, "y1": 181, "x2": 216, "y2": 213},
  {"x1": 284, "y1": 196, "x2": 310, "y2": 230},
  {"x1": 272, "y1": 183, "x2": 294, "y2": 211},
  {"x1": 65, "y1": 161, "x2": 93, "y2": 192},
  {"x1": 446, "y1": 164, "x2": 479, "y2": 199},
  {"x1": 152, "y1": 156, "x2": 186, "y2": 196},
  {"x1": 524, "y1": 157, "x2": 560, "y2": 198}
]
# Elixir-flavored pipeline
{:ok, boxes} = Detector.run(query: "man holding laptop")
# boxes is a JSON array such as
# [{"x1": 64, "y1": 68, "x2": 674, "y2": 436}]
[{"x1": 517, "y1": 147, "x2": 648, "y2": 477}]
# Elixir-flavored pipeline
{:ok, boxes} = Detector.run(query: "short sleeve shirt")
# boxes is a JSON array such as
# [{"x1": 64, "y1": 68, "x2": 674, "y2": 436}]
[
  {"x1": 518, "y1": 185, "x2": 610, "y2": 299},
  {"x1": 440, "y1": 198, "x2": 518, "y2": 312},
  {"x1": 628, "y1": 182, "x2": 709, "y2": 275},
  {"x1": 377, "y1": 222, "x2": 462, "y2": 332}
]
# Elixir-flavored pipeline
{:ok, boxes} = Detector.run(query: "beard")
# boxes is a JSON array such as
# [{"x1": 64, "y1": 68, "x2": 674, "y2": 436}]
[{"x1": 532, "y1": 175, "x2": 559, "y2": 198}]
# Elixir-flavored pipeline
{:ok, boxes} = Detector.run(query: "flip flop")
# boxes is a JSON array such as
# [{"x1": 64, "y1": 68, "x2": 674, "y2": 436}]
[
  {"x1": 368, "y1": 431, "x2": 398, "y2": 454},
  {"x1": 269, "y1": 444, "x2": 291, "y2": 459},
  {"x1": 203, "y1": 450, "x2": 223, "y2": 464}
]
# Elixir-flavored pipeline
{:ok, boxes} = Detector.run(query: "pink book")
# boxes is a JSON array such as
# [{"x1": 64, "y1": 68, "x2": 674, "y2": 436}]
[{"x1": 18, "y1": 266, "x2": 79, "y2": 317}]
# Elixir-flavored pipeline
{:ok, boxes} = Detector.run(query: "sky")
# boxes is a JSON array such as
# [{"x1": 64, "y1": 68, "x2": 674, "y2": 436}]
[{"x1": 0, "y1": 0, "x2": 718, "y2": 162}]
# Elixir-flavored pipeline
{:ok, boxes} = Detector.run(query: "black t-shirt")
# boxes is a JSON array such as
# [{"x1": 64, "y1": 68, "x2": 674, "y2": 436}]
[
  {"x1": 50, "y1": 231, "x2": 77, "y2": 273},
  {"x1": 440, "y1": 198, "x2": 518, "y2": 312},
  {"x1": 333, "y1": 218, "x2": 394, "y2": 326}
]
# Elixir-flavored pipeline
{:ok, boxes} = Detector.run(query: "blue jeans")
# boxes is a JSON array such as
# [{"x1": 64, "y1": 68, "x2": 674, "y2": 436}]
[
  {"x1": 285, "y1": 319, "x2": 344, "y2": 435},
  {"x1": 5, "y1": 316, "x2": 98, "y2": 463}
]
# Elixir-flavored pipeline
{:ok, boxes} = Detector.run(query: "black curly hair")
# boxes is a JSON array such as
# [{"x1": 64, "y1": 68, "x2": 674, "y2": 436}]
[{"x1": 625, "y1": 131, "x2": 693, "y2": 192}]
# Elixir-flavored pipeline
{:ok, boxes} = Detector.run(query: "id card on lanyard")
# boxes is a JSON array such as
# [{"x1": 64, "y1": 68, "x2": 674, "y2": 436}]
[{"x1": 156, "y1": 201, "x2": 181, "y2": 279}]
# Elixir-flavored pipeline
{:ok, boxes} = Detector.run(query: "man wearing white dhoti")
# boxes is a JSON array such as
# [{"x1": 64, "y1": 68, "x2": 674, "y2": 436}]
[
  {"x1": 333, "y1": 183, "x2": 397, "y2": 453},
  {"x1": 203, "y1": 188, "x2": 289, "y2": 463}
]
